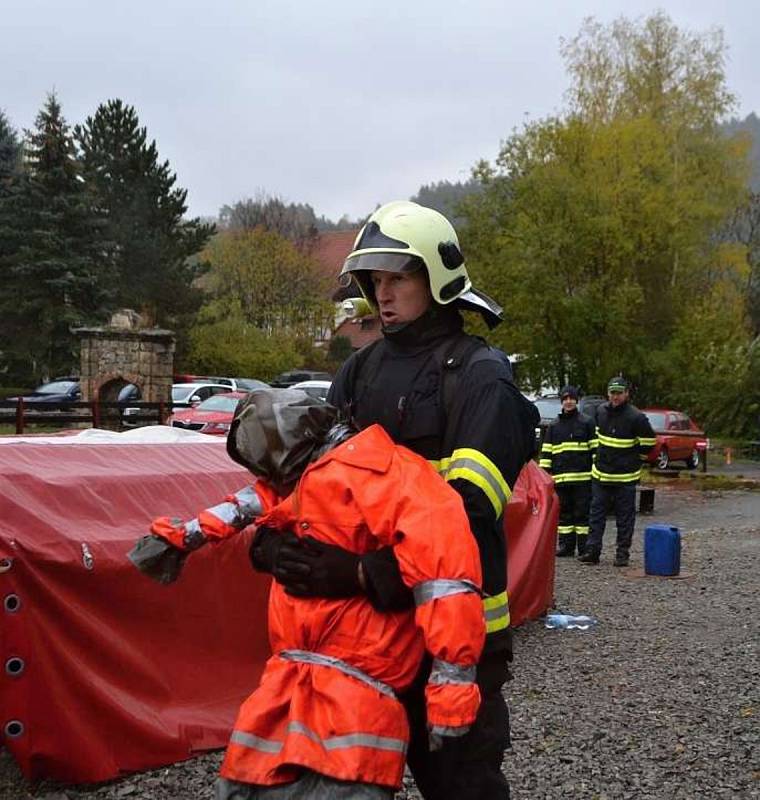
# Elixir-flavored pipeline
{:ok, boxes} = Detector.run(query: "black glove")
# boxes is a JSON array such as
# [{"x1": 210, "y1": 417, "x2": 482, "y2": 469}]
[
  {"x1": 361, "y1": 545, "x2": 415, "y2": 612},
  {"x1": 249, "y1": 526, "x2": 299, "y2": 574},
  {"x1": 276, "y1": 535, "x2": 362, "y2": 598}
]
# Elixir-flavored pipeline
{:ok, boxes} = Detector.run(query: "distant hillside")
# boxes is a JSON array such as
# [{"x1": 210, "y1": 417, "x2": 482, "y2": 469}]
[
  {"x1": 410, "y1": 179, "x2": 482, "y2": 225},
  {"x1": 722, "y1": 112, "x2": 760, "y2": 191}
]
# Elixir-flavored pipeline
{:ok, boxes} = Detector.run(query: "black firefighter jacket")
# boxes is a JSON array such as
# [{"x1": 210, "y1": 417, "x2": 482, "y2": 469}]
[
  {"x1": 539, "y1": 409, "x2": 596, "y2": 483},
  {"x1": 592, "y1": 401, "x2": 657, "y2": 484}
]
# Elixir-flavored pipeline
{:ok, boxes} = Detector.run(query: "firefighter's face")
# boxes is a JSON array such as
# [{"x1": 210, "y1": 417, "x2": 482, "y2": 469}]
[
  {"x1": 370, "y1": 269, "x2": 432, "y2": 325},
  {"x1": 561, "y1": 395, "x2": 577, "y2": 412},
  {"x1": 608, "y1": 389, "x2": 629, "y2": 407}
]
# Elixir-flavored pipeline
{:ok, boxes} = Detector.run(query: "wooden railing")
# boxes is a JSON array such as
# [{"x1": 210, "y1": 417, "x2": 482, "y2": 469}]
[{"x1": 0, "y1": 398, "x2": 170, "y2": 435}]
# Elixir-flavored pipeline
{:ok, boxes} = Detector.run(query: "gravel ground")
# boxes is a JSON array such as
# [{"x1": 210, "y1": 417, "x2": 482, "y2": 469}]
[{"x1": 3, "y1": 485, "x2": 759, "y2": 800}]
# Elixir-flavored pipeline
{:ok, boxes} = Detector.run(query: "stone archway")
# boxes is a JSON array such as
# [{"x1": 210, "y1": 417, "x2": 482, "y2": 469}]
[
  {"x1": 97, "y1": 375, "x2": 138, "y2": 428},
  {"x1": 73, "y1": 310, "x2": 175, "y2": 428}
]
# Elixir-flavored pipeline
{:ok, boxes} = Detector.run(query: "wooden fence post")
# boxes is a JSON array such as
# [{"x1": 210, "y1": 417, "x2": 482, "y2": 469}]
[
  {"x1": 92, "y1": 389, "x2": 100, "y2": 429},
  {"x1": 15, "y1": 398, "x2": 24, "y2": 435}
]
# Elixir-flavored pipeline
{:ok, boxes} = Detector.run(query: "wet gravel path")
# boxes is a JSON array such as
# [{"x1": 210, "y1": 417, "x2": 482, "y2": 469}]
[{"x1": 3, "y1": 486, "x2": 759, "y2": 799}]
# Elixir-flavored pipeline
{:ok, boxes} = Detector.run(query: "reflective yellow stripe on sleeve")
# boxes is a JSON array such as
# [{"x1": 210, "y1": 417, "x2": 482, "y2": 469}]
[
  {"x1": 637, "y1": 437, "x2": 657, "y2": 447},
  {"x1": 431, "y1": 448, "x2": 511, "y2": 517},
  {"x1": 550, "y1": 441, "x2": 594, "y2": 453},
  {"x1": 483, "y1": 591, "x2": 510, "y2": 633}
]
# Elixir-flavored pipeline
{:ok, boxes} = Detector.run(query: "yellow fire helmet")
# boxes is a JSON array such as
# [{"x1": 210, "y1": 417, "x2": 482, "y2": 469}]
[{"x1": 339, "y1": 200, "x2": 503, "y2": 328}]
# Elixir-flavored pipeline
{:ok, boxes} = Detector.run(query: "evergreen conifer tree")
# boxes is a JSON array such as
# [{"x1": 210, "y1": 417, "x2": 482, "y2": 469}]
[
  {"x1": 0, "y1": 109, "x2": 22, "y2": 186},
  {"x1": 75, "y1": 99, "x2": 214, "y2": 327},
  {"x1": 0, "y1": 93, "x2": 108, "y2": 382}
]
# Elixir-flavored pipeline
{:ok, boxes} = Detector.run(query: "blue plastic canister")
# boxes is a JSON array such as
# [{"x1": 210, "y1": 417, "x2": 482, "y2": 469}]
[{"x1": 644, "y1": 524, "x2": 681, "y2": 576}]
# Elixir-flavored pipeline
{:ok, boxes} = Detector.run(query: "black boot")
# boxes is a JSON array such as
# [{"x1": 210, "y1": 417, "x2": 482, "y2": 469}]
[
  {"x1": 556, "y1": 534, "x2": 575, "y2": 557},
  {"x1": 578, "y1": 548, "x2": 600, "y2": 564},
  {"x1": 576, "y1": 536, "x2": 588, "y2": 556},
  {"x1": 613, "y1": 550, "x2": 629, "y2": 567}
]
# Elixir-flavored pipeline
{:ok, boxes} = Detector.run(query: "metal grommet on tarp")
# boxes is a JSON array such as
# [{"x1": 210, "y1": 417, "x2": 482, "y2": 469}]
[
  {"x1": 4, "y1": 720, "x2": 24, "y2": 738},
  {"x1": 0, "y1": 558, "x2": 12, "y2": 574},
  {"x1": 4, "y1": 593, "x2": 21, "y2": 613},
  {"x1": 5, "y1": 657, "x2": 25, "y2": 677}
]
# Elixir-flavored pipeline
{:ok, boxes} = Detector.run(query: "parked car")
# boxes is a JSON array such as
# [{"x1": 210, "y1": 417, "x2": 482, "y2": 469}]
[
  {"x1": 532, "y1": 393, "x2": 606, "y2": 449},
  {"x1": 169, "y1": 383, "x2": 234, "y2": 412},
  {"x1": 533, "y1": 395, "x2": 562, "y2": 440},
  {"x1": 166, "y1": 390, "x2": 247, "y2": 435},
  {"x1": 642, "y1": 408, "x2": 708, "y2": 470},
  {"x1": 172, "y1": 375, "x2": 269, "y2": 392},
  {"x1": 8, "y1": 379, "x2": 82, "y2": 409},
  {"x1": 270, "y1": 370, "x2": 332, "y2": 388},
  {"x1": 233, "y1": 378, "x2": 270, "y2": 391},
  {"x1": 117, "y1": 383, "x2": 144, "y2": 427},
  {"x1": 291, "y1": 380, "x2": 332, "y2": 402},
  {"x1": 579, "y1": 394, "x2": 606, "y2": 420}
]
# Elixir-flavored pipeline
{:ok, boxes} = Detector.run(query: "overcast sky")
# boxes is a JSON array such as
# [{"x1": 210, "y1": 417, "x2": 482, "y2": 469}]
[{"x1": 2, "y1": 0, "x2": 757, "y2": 222}]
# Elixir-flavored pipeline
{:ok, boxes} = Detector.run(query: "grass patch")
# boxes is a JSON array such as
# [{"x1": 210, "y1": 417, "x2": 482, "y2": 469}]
[
  {"x1": 0, "y1": 423, "x2": 67, "y2": 436},
  {"x1": 643, "y1": 471, "x2": 760, "y2": 491}
]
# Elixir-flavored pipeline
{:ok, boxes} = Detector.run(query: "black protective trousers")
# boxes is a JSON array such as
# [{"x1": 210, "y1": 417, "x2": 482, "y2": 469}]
[
  {"x1": 586, "y1": 480, "x2": 637, "y2": 556},
  {"x1": 401, "y1": 650, "x2": 511, "y2": 800},
  {"x1": 556, "y1": 481, "x2": 591, "y2": 553}
]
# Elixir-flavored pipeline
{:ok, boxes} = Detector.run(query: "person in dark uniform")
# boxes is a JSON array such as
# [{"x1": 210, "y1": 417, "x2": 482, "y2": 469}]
[
  {"x1": 578, "y1": 376, "x2": 657, "y2": 567},
  {"x1": 249, "y1": 200, "x2": 538, "y2": 800},
  {"x1": 539, "y1": 385, "x2": 596, "y2": 557}
]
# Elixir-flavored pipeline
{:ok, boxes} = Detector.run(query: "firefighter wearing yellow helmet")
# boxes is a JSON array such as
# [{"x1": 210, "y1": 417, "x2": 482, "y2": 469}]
[
  {"x1": 340, "y1": 200, "x2": 504, "y2": 327},
  {"x1": 249, "y1": 200, "x2": 538, "y2": 800}
]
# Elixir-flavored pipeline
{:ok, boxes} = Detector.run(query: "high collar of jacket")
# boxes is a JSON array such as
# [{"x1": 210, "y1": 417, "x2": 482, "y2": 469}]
[
  {"x1": 308, "y1": 424, "x2": 394, "y2": 474},
  {"x1": 606, "y1": 400, "x2": 629, "y2": 414},
  {"x1": 560, "y1": 408, "x2": 578, "y2": 419},
  {"x1": 382, "y1": 304, "x2": 464, "y2": 351}
]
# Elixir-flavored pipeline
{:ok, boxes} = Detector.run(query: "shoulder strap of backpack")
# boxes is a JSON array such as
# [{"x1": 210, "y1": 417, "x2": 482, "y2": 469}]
[
  {"x1": 438, "y1": 335, "x2": 492, "y2": 419},
  {"x1": 347, "y1": 337, "x2": 384, "y2": 405}
]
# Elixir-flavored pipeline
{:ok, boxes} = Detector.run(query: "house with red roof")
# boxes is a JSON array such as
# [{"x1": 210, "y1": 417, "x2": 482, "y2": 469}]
[{"x1": 310, "y1": 229, "x2": 382, "y2": 350}]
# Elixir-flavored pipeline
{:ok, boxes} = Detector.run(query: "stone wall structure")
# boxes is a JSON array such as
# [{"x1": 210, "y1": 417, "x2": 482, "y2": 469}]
[{"x1": 73, "y1": 310, "x2": 175, "y2": 406}]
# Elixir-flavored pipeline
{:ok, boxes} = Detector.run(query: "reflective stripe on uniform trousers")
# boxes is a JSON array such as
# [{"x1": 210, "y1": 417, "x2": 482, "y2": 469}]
[
  {"x1": 557, "y1": 524, "x2": 575, "y2": 534},
  {"x1": 429, "y1": 447, "x2": 511, "y2": 517}
]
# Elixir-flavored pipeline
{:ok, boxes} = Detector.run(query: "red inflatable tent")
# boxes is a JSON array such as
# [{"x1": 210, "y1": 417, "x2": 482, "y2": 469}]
[{"x1": 0, "y1": 436, "x2": 555, "y2": 782}]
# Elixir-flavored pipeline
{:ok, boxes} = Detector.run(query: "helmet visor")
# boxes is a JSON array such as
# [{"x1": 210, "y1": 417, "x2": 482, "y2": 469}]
[{"x1": 339, "y1": 252, "x2": 424, "y2": 286}]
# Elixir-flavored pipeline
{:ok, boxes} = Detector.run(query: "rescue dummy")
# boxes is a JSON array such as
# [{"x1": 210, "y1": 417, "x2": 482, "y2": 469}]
[{"x1": 129, "y1": 388, "x2": 485, "y2": 799}]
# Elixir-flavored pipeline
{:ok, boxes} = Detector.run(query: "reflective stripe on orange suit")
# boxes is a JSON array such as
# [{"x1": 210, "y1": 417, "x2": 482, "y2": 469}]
[{"x1": 220, "y1": 423, "x2": 485, "y2": 790}]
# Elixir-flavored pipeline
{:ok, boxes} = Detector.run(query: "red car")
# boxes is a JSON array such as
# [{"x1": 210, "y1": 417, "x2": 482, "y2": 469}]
[
  {"x1": 642, "y1": 408, "x2": 708, "y2": 470},
  {"x1": 166, "y1": 391, "x2": 247, "y2": 435}
]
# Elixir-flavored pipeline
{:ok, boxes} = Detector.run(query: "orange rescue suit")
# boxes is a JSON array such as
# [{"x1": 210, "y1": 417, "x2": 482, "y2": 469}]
[{"x1": 152, "y1": 424, "x2": 485, "y2": 790}]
